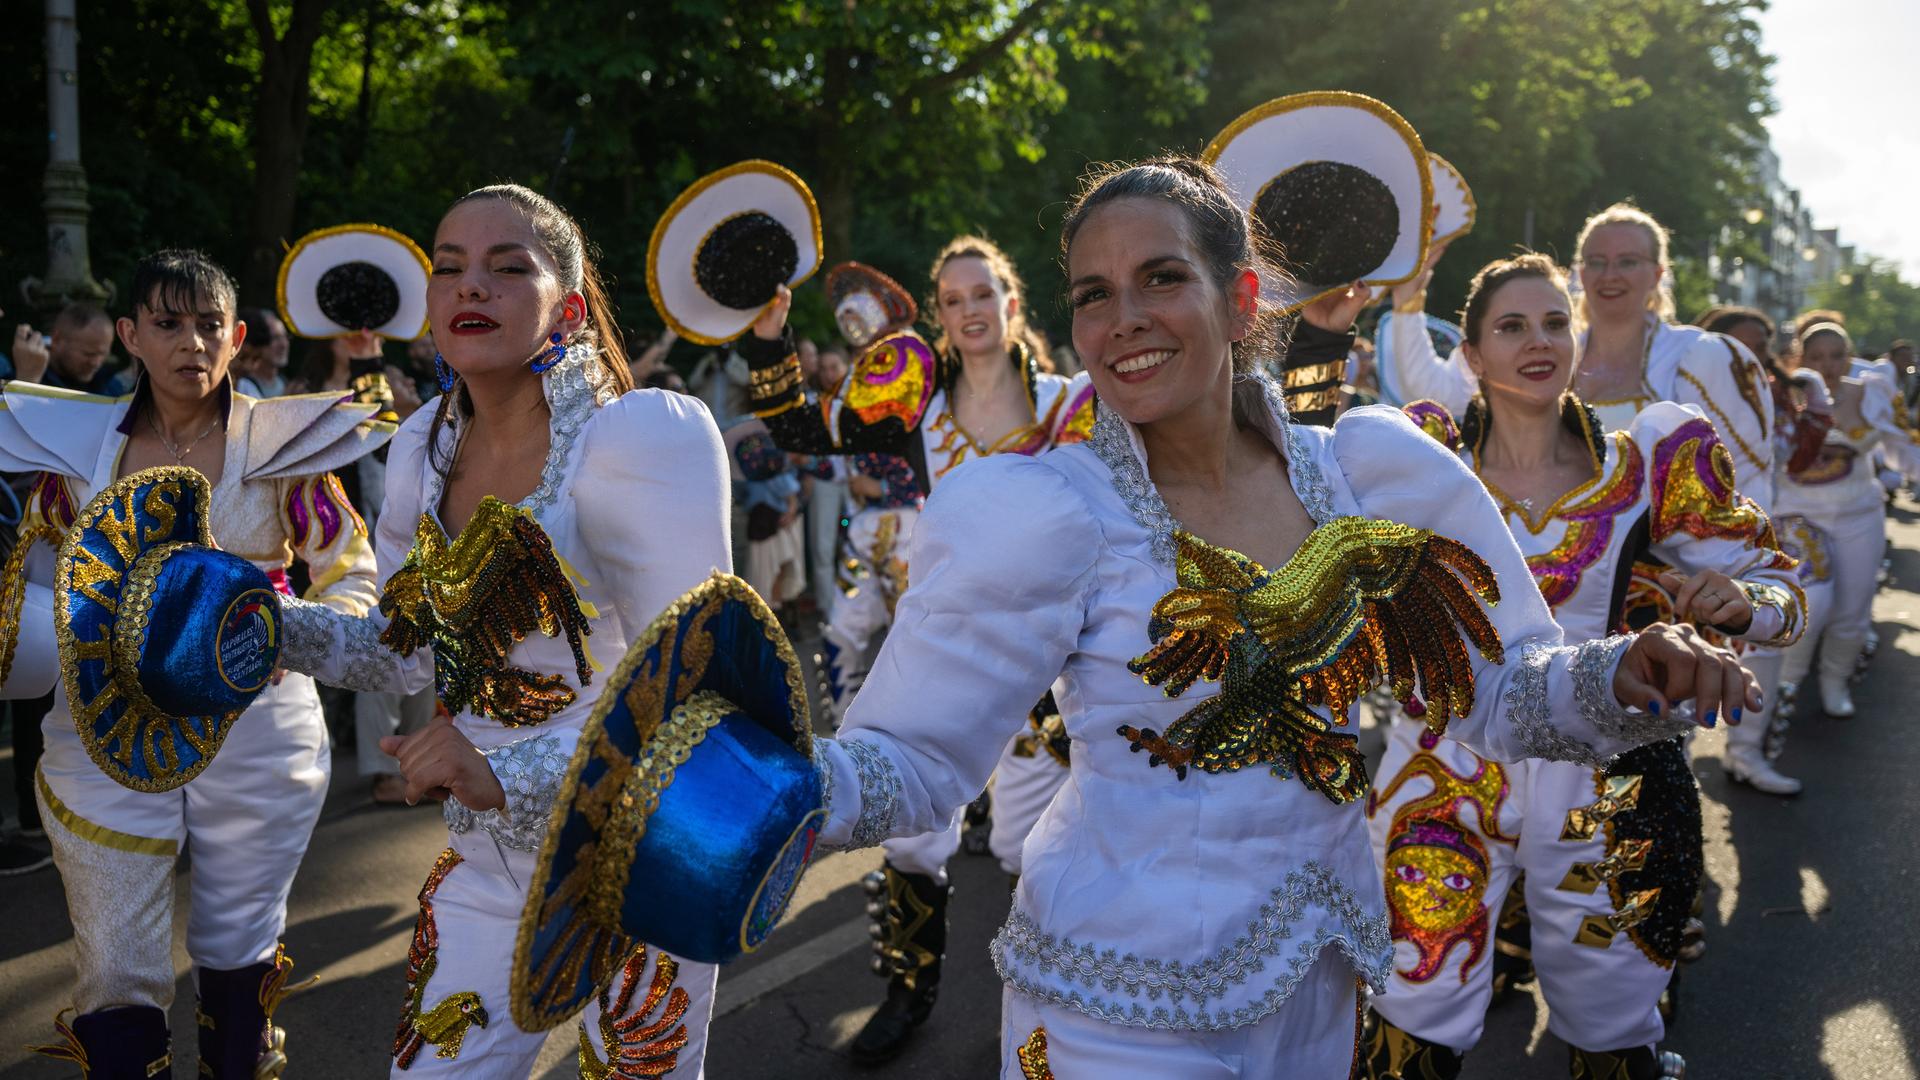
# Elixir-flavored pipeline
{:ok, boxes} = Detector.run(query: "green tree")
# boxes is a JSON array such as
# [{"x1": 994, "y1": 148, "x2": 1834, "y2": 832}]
[{"x1": 1811, "y1": 260, "x2": 1920, "y2": 355}]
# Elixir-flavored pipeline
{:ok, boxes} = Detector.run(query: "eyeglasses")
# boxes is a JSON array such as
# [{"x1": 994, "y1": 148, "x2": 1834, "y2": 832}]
[{"x1": 1579, "y1": 255, "x2": 1653, "y2": 277}]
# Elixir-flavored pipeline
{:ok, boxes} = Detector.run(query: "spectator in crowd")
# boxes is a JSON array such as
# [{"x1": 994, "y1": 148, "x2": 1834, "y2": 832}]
[
  {"x1": 6, "y1": 315, "x2": 48, "y2": 380},
  {"x1": 627, "y1": 325, "x2": 678, "y2": 384},
  {"x1": 643, "y1": 368, "x2": 689, "y2": 394},
  {"x1": 735, "y1": 430, "x2": 808, "y2": 624},
  {"x1": 233, "y1": 306, "x2": 291, "y2": 397},
  {"x1": 17, "y1": 303, "x2": 125, "y2": 394}
]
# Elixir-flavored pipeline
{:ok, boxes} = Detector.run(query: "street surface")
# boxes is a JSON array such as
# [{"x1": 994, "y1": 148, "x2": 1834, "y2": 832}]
[{"x1": 6, "y1": 504, "x2": 1920, "y2": 1078}]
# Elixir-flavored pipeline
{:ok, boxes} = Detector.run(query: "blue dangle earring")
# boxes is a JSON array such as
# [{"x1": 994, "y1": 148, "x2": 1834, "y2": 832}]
[
  {"x1": 433, "y1": 351, "x2": 456, "y2": 392},
  {"x1": 530, "y1": 332, "x2": 565, "y2": 374}
]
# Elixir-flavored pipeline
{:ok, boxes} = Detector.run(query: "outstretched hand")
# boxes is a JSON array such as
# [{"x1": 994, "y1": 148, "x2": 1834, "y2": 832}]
[
  {"x1": 379, "y1": 711, "x2": 506, "y2": 811},
  {"x1": 1612, "y1": 622, "x2": 1761, "y2": 728},
  {"x1": 1390, "y1": 241, "x2": 1451, "y2": 310},
  {"x1": 1299, "y1": 281, "x2": 1375, "y2": 333},
  {"x1": 752, "y1": 285, "x2": 793, "y2": 341}
]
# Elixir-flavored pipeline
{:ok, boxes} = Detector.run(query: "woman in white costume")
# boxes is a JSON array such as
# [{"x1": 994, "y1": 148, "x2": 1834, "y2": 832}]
[
  {"x1": 1365, "y1": 255, "x2": 1801, "y2": 1080},
  {"x1": 741, "y1": 235, "x2": 1093, "y2": 1063},
  {"x1": 5, "y1": 249, "x2": 390, "y2": 1078},
  {"x1": 792, "y1": 156, "x2": 1758, "y2": 1079},
  {"x1": 270, "y1": 185, "x2": 732, "y2": 1078},
  {"x1": 1774, "y1": 321, "x2": 1916, "y2": 718}
]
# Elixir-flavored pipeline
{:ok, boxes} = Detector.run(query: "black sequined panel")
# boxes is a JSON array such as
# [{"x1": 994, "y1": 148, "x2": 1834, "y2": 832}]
[
  {"x1": 316, "y1": 260, "x2": 402, "y2": 330},
  {"x1": 695, "y1": 211, "x2": 798, "y2": 310},
  {"x1": 1252, "y1": 161, "x2": 1398, "y2": 286},
  {"x1": 1604, "y1": 739, "x2": 1702, "y2": 967}
]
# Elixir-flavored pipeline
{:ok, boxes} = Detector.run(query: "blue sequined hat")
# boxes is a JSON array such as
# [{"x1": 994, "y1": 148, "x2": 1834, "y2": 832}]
[
  {"x1": 511, "y1": 572, "x2": 822, "y2": 1031},
  {"x1": 57, "y1": 467, "x2": 284, "y2": 792}
]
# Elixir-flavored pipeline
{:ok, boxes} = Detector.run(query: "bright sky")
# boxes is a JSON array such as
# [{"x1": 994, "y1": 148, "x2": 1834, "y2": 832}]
[{"x1": 1760, "y1": 0, "x2": 1920, "y2": 279}]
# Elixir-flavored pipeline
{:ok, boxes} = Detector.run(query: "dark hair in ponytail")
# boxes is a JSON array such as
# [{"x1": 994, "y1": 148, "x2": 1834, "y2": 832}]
[{"x1": 425, "y1": 184, "x2": 634, "y2": 478}]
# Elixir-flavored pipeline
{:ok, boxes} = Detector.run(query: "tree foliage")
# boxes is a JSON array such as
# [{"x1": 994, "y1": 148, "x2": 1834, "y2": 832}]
[{"x1": 4, "y1": 0, "x2": 1908, "y2": 363}]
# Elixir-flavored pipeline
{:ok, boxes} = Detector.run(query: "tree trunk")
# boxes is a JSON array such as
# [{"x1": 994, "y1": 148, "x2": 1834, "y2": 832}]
[{"x1": 241, "y1": 0, "x2": 332, "y2": 304}]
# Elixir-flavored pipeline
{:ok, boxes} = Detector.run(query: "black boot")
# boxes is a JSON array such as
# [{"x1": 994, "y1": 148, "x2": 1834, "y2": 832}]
[
  {"x1": 1360, "y1": 1012, "x2": 1463, "y2": 1079},
  {"x1": 961, "y1": 792, "x2": 993, "y2": 856},
  {"x1": 197, "y1": 946, "x2": 297, "y2": 1078},
  {"x1": 850, "y1": 863, "x2": 949, "y2": 1066},
  {"x1": 31, "y1": 1005, "x2": 172, "y2": 1078},
  {"x1": 1569, "y1": 1044, "x2": 1686, "y2": 1080}
]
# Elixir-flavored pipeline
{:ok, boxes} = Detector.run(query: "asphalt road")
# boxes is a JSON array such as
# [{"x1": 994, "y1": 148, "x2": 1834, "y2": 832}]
[{"x1": 6, "y1": 504, "x2": 1920, "y2": 1079}]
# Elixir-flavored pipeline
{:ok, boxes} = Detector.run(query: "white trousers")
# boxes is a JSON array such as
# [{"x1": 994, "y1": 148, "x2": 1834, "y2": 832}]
[
  {"x1": 356, "y1": 686, "x2": 438, "y2": 777},
  {"x1": 997, "y1": 955, "x2": 1360, "y2": 1079},
  {"x1": 1780, "y1": 503, "x2": 1884, "y2": 686},
  {"x1": 822, "y1": 507, "x2": 918, "y2": 709},
  {"x1": 1367, "y1": 719, "x2": 1673, "y2": 1055},
  {"x1": 882, "y1": 732, "x2": 1068, "y2": 880},
  {"x1": 36, "y1": 674, "x2": 331, "y2": 1014},
  {"x1": 390, "y1": 846, "x2": 717, "y2": 1078}
]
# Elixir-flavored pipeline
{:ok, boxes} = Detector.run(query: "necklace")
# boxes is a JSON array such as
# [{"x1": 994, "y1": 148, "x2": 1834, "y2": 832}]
[{"x1": 147, "y1": 408, "x2": 223, "y2": 465}]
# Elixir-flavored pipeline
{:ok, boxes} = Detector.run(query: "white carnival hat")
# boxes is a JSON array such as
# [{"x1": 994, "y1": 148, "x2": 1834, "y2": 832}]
[
  {"x1": 647, "y1": 161, "x2": 823, "y2": 346},
  {"x1": 1426, "y1": 153, "x2": 1476, "y2": 249},
  {"x1": 276, "y1": 223, "x2": 430, "y2": 340},
  {"x1": 1203, "y1": 91, "x2": 1432, "y2": 313}
]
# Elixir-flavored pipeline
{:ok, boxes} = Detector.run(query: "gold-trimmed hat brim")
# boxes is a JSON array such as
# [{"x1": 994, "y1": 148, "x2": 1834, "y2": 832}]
[
  {"x1": 1427, "y1": 153, "x2": 1476, "y2": 249},
  {"x1": 647, "y1": 161, "x2": 824, "y2": 346},
  {"x1": 1203, "y1": 91, "x2": 1433, "y2": 314},
  {"x1": 277, "y1": 223, "x2": 431, "y2": 341},
  {"x1": 510, "y1": 571, "x2": 813, "y2": 1030}
]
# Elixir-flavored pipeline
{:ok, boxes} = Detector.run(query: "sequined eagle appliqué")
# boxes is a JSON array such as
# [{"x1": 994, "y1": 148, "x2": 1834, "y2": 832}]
[
  {"x1": 380, "y1": 497, "x2": 596, "y2": 726},
  {"x1": 1120, "y1": 517, "x2": 1503, "y2": 804}
]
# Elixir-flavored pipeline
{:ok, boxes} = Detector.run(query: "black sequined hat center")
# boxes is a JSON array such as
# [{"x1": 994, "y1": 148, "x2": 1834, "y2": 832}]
[
  {"x1": 316, "y1": 260, "x2": 402, "y2": 331},
  {"x1": 696, "y1": 211, "x2": 799, "y2": 311},
  {"x1": 1253, "y1": 160, "x2": 1399, "y2": 287}
]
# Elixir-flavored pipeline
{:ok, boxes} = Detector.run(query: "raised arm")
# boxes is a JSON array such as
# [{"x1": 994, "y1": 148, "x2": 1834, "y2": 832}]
[{"x1": 813, "y1": 455, "x2": 1097, "y2": 850}]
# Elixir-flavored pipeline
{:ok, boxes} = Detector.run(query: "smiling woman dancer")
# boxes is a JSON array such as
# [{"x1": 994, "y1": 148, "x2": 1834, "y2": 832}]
[
  {"x1": 751, "y1": 156, "x2": 1758, "y2": 1078},
  {"x1": 741, "y1": 235, "x2": 1090, "y2": 1064},
  {"x1": 1365, "y1": 255, "x2": 1802, "y2": 1080},
  {"x1": 268, "y1": 185, "x2": 732, "y2": 1078}
]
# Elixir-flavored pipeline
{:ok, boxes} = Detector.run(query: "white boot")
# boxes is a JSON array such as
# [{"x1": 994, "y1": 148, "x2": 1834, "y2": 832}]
[
  {"x1": 1723, "y1": 702, "x2": 1802, "y2": 795},
  {"x1": 1819, "y1": 632, "x2": 1865, "y2": 718},
  {"x1": 1724, "y1": 744, "x2": 1802, "y2": 795}
]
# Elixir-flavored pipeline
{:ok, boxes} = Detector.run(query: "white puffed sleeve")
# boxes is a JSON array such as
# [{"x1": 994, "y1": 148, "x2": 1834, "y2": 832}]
[
  {"x1": 573, "y1": 389, "x2": 734, "y2": 627},
  {"x1": 1331, "y1": 406, "x2": 1692, "y2": 765},
  {"x1": 1377, "y1": 308, "x2": 1474, "y2": 412},
  {"x1": 1630, "y1": 402, "x2": 1805, "y2": 647},
  {"x1": 1859, "y1": 376, "x2": 1920, "y2": 481},
  {"x1": 814, "y1": 455, "x2": 1099, "y2": 851},
  {"x1": 1670, "y1": 331, "x2": 1775, "y2": 497},
  {"x1": 275, "y1": 408, "x2": 434, "y2": 694}
]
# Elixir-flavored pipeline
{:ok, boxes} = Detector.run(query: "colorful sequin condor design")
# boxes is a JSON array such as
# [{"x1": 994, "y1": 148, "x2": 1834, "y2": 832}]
[
  {"x1": 841, "y1": 331, "x2": 936, "y2": 434},
  {"x1": 577, "y1": 949, "x2": 691, "y2": 1079},
  {"x1": 1650, "y1": 418, "x2": 1770, "y2": 543},
  {"x1": 1120, "y1": 517, "x2": 1503, "y2": 804},
  {"x1": 380, "y1": 497, "x2": 596, "y2": 726},
  {"x1": 1372, "y1": 731, "x2": 1516, "y2": 983},
  {"x1": 394, "y1": 849, "x2": 487, "y2": 1068}
]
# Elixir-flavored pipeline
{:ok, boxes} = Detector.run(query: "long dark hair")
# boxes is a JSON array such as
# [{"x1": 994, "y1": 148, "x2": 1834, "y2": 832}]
[
  {"x1": 426, "y1": 184, "x2": 635, "y2": 477},
  {"x1": 1059, "y1": 155, "x2": 1286, "y2": 376}
]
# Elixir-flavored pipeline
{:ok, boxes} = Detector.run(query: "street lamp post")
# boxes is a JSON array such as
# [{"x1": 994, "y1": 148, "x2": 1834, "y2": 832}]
[{"x1": 21, "y1": 0, "x2": 111, "y2": 315}]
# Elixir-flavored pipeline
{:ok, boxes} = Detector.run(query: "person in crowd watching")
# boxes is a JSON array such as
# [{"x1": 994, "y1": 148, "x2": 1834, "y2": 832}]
[
  {"x1": 233, "y1": 307, "x2": 291, "y2": 398},
  {"x1": 16, "y1": 303, "x2": 125, "y2": 394}
]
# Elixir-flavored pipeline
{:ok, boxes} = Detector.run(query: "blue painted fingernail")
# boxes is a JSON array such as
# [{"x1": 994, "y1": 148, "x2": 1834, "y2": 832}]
[
  {"x1": 1705, "y1": 709, "x2": 1717, "y2": 728},
  {"x1": 1648, "y1": 701, "x2": 1661, "y2": 716},
  {"x1": 1731, "y1": 707, "x2": 1743, "y2": 725}
]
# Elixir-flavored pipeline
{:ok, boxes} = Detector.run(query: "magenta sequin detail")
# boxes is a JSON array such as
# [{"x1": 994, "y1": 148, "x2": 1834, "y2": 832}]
[
  {"x1": 286, "y1": 481, "x2": 311, "y2": 548},
  {"x1": 313, "y1": 477, "x2": 343, "y2": 548}
]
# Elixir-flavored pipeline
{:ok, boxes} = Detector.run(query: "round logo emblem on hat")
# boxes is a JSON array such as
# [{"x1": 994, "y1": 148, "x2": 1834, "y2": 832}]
[{"x1": 216, "y1": 588, "x2": 281, "y2": 694}]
